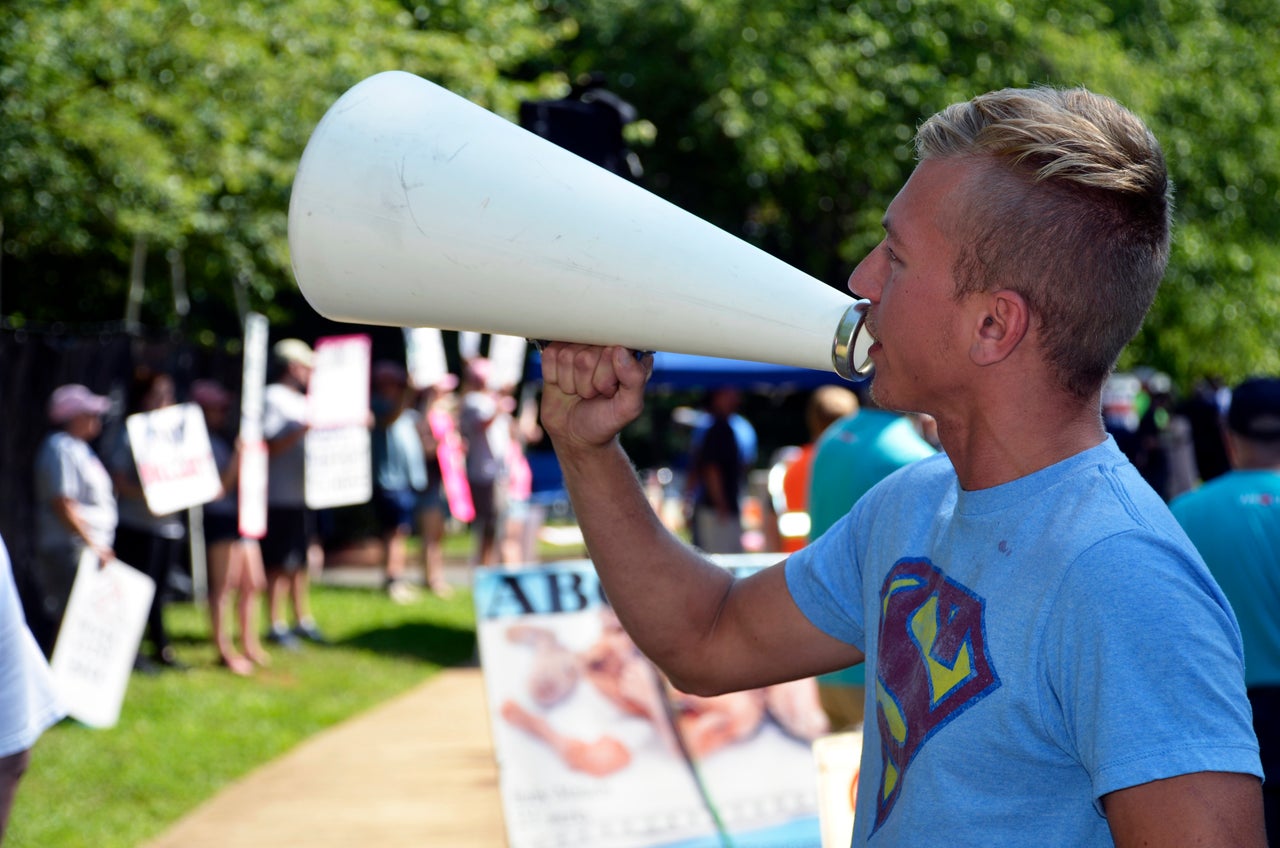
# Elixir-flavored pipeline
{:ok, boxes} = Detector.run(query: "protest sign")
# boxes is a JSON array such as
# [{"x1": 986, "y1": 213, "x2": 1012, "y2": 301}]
[
  {"x1": 813, "y1": 730, "x2": 863, "y2": 848},
  {"x1": 49, "y1": 551, "x2": 156, "y2": 729},
  {"x1": 404, "y1": 327, "x2": 450, "y2": 389},
  {"x1": 238, "y1": 311, "x2": 269, "y2": 538},
  {"x1": 305, "y1": 333, "x2": 373, "y2": 509},
  {"x1": 126, "y1": 402, "x2": 221, "y2": 516},
  {"x1": 475, "y1": 555, "x2": 827, "y2": 848},
  {"x1": 486, "y1": 333, "x2": 528, "y2": 390}
]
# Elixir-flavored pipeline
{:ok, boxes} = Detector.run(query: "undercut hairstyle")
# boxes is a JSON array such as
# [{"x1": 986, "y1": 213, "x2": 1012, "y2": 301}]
[{"x1": 915, "y1": 87, "x2": 1172, "y2": 399}]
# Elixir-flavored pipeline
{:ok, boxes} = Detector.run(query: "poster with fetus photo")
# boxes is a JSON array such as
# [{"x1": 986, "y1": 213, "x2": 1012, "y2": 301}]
[{"x1": 474, "y1": 556, "x2": 828, "y2": 848}]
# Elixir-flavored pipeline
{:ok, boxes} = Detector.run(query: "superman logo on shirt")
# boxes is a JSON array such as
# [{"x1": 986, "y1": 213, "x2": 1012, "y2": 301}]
[{"x1": 871, "y1": 557, "x2": 1000, "y2": 834}]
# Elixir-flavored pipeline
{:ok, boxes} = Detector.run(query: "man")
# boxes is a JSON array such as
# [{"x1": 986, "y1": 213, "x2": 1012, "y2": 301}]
[
  {"x1": 686, "y1": 386, "x2": 753, "y2": 553},
  {"x1": 538, "y1": 87, "x2": 1263, "y2": 845},
  {"x1": 261, "y1": 338, "x2": 326, "y2": 647},
  {"x1": 1171, "y1": 376, "x2": 1280, "y2": 842}
]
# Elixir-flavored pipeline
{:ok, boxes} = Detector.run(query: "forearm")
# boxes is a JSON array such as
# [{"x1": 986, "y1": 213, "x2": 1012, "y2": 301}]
[
  {"x1": 266, "y1": 427, "x2": 306, "y2": 457},
  {"x1": 556, "y1": 438, "x2": 737, "y2": 690},
  {"x1": 52, "y1": 498, "x2": 110, "y2": 559}
]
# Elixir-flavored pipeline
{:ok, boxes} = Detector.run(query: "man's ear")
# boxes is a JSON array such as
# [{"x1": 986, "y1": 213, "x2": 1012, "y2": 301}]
[{"x1": 970, "y1": 289, "x2": 1030, "y2": 366}]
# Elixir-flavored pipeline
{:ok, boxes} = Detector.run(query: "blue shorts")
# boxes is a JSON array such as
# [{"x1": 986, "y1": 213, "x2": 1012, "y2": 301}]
[{"x1": 374, "y1": 488, "x2": 418, "y2": 534}]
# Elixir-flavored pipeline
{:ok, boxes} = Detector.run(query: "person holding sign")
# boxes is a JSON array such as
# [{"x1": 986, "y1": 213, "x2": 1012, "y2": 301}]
[
  {"x1": 261, "y1": 339, "x2": 326, "y2": 648},
  {"x1": 537, "y1": 88, "x2": 1264, "y2": 845},
  {"x1": 107, "y1": 368, "x2": 188, "y2": 672},
  {"x1": 192, "y1": 380, "x2": 269, "y2": 675},
  {"x1": 414, "y1": 373, "x2": 466, "y2": 597},
  {"x1": 31, "y1": 383, "x2": 117, "y2": 657}
]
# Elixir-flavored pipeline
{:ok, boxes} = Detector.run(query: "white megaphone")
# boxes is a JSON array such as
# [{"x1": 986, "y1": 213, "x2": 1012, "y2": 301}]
[{"x1": 288, "y1": 71, "x2": 874, "y2": 379}]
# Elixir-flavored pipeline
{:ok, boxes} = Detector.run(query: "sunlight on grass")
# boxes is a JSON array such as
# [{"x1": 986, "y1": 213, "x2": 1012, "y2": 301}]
[{"x1": 7, "y1": 583, "x2": 477, "y2": 848}]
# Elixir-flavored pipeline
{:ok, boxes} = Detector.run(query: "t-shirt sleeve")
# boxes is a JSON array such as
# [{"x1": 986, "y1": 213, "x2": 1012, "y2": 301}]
[
  {"x1": 1043, "y1": 530, "x2": 1262, "y2": 803},
  {"x1": 40, "y1": 439, "x2": 80, "y2": 501},
  {"x1": 784, "y1": 504, "x2": 867, "y2": 651}
]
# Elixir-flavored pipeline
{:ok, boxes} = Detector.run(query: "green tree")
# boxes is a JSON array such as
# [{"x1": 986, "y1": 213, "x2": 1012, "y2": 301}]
[
  {"x1": 4, "y1": 0, "x2": 1277, "y2": 387},
  {"x1": 0, "y1": 0, "x2": 567, "y2": 342}
]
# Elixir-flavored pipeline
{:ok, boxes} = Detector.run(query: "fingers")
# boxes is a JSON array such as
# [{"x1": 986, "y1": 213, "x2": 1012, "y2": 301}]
[{"x1": 543, "y1": 343, "x2": 635, "y2": 399}]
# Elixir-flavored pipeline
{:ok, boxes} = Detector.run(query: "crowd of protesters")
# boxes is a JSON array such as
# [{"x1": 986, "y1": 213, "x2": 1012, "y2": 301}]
[{"x1": 19, "y1": 336, "x2": 550, "y2": 681}]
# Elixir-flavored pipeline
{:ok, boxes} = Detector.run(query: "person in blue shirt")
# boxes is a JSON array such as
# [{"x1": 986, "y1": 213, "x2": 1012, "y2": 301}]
[
  {"x1": 1171, "y1": 376, "x2": 1280, "y2": 843},
  {"x1": 371, "y1": 360, "x2": 428, "y2": 604},
  {"x1": 536, "y1": 86, "x2": 1264, "y2": 845}
]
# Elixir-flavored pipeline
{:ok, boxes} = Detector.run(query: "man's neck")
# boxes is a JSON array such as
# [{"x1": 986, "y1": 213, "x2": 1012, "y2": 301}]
[{"x1": 935, "y1": 391, "x2": 1106, "y2": 491}]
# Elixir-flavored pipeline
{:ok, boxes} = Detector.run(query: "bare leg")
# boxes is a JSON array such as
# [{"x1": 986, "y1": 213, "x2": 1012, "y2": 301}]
[
  {"x1": 235, "y1": 540, "x2": 269, "y2": 666},
  {"x1": 208, "y1": 539, "x2": 252, "y2": 675},
  {"x1": 0, "y1": 749, "x2": 31, "y2": 844},
  {"x1": 266, "y1": 569, "x2": 290, "y2": 631},
  {"x1": 475, "y1": 518, "x2": 499, "y2": 566},
  {"x1": 290, "y1": 569, "x2": 312, "y2": 626},
  {"x1": 383, "y1": 527, "x2": 419, "y2": 603},
  {"x1": 419, "y1": 507, "x2": 452, "y2": 597}
]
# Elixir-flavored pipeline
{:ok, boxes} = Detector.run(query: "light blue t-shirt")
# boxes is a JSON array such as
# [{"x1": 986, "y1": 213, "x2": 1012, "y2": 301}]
[
  {"x1": 1171, "y1": 469, "x2": 1280, "y2": 687},
  {"x1": 787, "y1": 437, "x2": 1260, "y2": 846},
  {"x1": 809, "y1": 410, "x2": 936, "y2": 687},
  {"x1": 372, "y1": 408, "x2": 428, "y2": 493}
]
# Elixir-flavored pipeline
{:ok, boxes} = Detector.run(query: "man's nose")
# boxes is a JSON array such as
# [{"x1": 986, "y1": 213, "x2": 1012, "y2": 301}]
[{"x1": 846, "y1": 248, "x2": 884, "y2": 300}]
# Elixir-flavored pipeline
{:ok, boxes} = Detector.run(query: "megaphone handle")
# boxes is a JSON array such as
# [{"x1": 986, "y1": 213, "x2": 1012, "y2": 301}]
[{"x1": 530, "y1": 339, "x2": 654, "y2": 361}]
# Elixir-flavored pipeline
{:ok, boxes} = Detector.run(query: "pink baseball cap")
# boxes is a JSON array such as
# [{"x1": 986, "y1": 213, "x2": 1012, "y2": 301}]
[
  {"x1": 190, "y1": 379, "x2": 233, "y2": 409},
  {"x1": 48, "y1": 384, "x2": 112, "y2": 424}
]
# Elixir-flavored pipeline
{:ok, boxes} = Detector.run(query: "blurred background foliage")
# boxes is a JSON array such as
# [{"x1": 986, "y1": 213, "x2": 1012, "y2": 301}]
[{"x1": 2, "y1": 0, "x2": 1277, "y2": 387}]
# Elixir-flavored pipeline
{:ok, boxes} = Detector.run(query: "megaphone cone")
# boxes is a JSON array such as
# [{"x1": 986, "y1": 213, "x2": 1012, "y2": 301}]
[{"x1": 288, "y1": 71, "x2": 872, "y2": 378}]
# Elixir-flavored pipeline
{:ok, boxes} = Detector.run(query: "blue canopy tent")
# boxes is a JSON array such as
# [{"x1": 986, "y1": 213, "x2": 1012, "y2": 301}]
[
  {"x1": 530, "y1": 349, "x2": 862, "y2": 392},
  {"x1": 646, "y1": 351, "x2": 863, "y2": 391},
  {"x1": 524, "y1": 351, "x2": 865, "y2": 501}
]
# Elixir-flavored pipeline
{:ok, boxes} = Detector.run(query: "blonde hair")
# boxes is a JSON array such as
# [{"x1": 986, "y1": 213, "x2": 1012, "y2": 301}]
[{"x1": 915, "y1": 87, "x2": 1171, "y2": 399}]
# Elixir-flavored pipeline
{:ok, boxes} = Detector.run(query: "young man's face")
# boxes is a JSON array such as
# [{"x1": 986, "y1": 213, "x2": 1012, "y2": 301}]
[{"x1": 845, "y1": 157, "x2": 976, "y2": 417}]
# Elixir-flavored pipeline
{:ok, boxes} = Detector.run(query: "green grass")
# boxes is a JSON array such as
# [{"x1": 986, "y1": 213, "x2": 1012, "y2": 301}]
[{"x1": 6, "y1": 582, "x2": 478, "y2": 848}]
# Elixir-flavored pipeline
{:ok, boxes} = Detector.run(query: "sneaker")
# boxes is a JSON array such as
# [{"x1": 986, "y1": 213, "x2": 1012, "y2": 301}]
[
  {"x1": 386, "y1": 579, "x2": 420, "y2": 605},
  {"x1": 292, "y1": 621, "x2": 329, "y2": 644},
  {"x1": 133, "y1": 654, "x2": 162, "y2": 676},
  {"x1": 155, "y1": 647, "x2": 190, "y2": 671},
  {"x1": 266, "y1": 624, "x2": 302, "y2": 650}
]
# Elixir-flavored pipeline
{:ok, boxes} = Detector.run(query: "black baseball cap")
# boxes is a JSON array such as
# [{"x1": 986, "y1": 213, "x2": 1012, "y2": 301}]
[{"x1": 1227, "y1": 377, "x2": 1280, "y2": 441}]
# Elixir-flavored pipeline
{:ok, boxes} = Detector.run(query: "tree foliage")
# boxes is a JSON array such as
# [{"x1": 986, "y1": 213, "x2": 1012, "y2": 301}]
[
  {"x1": 0, "y1": 0, "x2": 567, "y2": 340},
  {"x1": 2, "y1": 0, "x2": 1276, "y2": 386}
]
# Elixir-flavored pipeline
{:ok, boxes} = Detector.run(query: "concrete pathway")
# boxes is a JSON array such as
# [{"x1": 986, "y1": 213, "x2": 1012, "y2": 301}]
[{"x1": 142, "y1": 658, "x2": 508, "y2": 847}]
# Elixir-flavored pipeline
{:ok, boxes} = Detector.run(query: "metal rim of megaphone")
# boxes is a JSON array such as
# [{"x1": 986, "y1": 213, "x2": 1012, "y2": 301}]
[{"x1": 832, "y1": 299, "x2": 875, "y2": 380}]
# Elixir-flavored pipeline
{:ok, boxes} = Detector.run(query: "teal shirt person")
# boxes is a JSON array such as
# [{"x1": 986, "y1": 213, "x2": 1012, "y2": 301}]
[
  {"x1": 808, "y1": 408, "x2": 937, "y2": 688},
  {"x1": 1171, "y1": 468, "x2": 1280, "y2": 687}
]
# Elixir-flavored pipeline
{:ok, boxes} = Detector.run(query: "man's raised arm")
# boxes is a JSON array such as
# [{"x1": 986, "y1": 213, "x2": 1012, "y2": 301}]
[{"x1": 538, "y1": 342, "x2": 862, "y2": 695}]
